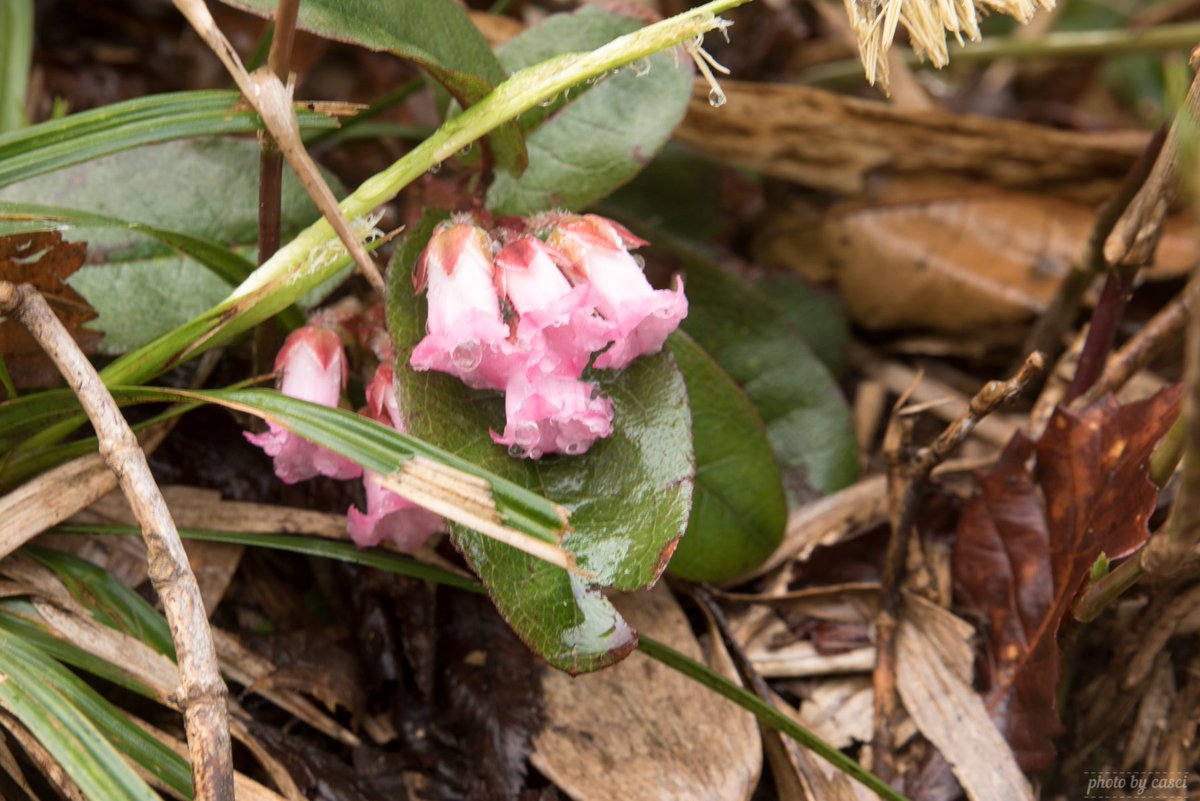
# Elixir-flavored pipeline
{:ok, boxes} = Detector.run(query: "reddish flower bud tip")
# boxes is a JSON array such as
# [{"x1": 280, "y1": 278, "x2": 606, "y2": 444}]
[
  {"x1": 246, "y1": 325, "x2": 362, "y2": 483},
  {"x1": 410, "y1": 219, "x2": 520, "y2": 390}
]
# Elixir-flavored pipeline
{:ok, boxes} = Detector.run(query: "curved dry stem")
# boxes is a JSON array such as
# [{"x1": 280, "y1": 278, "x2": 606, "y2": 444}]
[{"x1": 0, "y1": 281, "x2": 233, "y2": 801}]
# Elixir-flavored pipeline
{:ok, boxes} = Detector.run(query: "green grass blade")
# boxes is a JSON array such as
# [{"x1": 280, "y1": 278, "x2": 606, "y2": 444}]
[
  {"x1": 0, "y1": 91, "x2": 339, "y2": 188},
  {"x1": 0, "y1": 601, "x2": 160, "y2": 698},
  {"x1": 56, "y1": 524, "x2": 484, "y2": 594},
  {"x1": 0, "y1": 630, "x2": 163, "y2": 801},
  {"x1": 26, "y1": 546, "x2": 175, "y2": 658},
  {"x1": 0, "y1": 0, "x2": 32, "y2": 132}
]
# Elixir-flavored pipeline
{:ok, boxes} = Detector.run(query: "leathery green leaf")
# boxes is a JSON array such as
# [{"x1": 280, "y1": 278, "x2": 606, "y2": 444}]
[
  {"x1": 387, "y1": 217, "x2": 694, "y2": 673},
  {"x1": 667, "y1": 332, "x2": 786, "y2": 582}
]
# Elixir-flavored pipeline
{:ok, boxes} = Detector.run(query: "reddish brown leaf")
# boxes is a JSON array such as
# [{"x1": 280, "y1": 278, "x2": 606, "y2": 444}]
[
  {"x1": 0, "y1": 231, "x2": 98, "y2": 390},
  {"x1": 953, "y1": 386, "x2": 1182, "y2": 771}
]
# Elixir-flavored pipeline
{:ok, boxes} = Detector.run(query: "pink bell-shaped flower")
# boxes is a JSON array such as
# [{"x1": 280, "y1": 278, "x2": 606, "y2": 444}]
[
  {"x1": 494, "y1": 236, "x2": 614, "y2": 378},
  {"x1": 548, "y1": 214, "x2": 686, "y2": 370},
  {"x1": 245, "y1": 325, "x2": 363, "y2": 484},
  {"x1": 492, "y1": 370, "x2": 614, "y2": 459},
  {"x1": 347, "y1": 361, "x2": 444, "y2": 551},
  {"x1": 410, "y1": 217, "x2": 519, "y2": 390}
]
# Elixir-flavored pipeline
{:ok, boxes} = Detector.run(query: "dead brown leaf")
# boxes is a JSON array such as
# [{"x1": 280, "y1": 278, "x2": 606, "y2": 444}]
[
  {"x1": 676, "y1": 80, "x2": 1147, "y2": 202},
  {"x1": 952, "y1": 385, "x2": 1183, "y2": 770},
  {"x1": 754, "y1": 192, "x2": 1198, "y2": 333},
  {"x1": 532, "y1": 585, "x2": 762, "y2": 801},
  {"x1": 0, "y1": 231, "x2": 99, "y2": 389}
]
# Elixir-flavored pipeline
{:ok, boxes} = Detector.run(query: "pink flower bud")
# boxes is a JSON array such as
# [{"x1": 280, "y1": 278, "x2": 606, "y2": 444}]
[
  {"x1": 492, "y1": 370, "x2": 614, "y2": 459},
  {"x1": 348, "y1": 472, "x2": 445, "y2": 552},
  {"x1": 495, "y1": 236, "x2": 614, "y2": 378},
  {"x1": 348, "y1": 361, "x2": 445, "y2": 551},
  {"x1": 245, "y1": 326, "x2": 363, "y2": 484},
  {"x1": 410, "y1": 218, "x2": 520, "y2": 390},
  {"x1": 549, "y1": 214, "x2": 686, "y2": 370}
]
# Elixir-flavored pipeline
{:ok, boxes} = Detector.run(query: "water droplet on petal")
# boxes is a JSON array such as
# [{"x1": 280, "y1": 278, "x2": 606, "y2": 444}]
[
  {"x1": 632, "y1": 58, "x2": 652, "y2": 77},
  {"x1": 508, "y1": 443, "x2": 526, "y2": 457},
  {"x1": 633, "y1": 254, "x2": 646, "y2": 270},
  {"x1": 708, "y1": 87, "x2": 726, "y2": 108},
  {"x1": 452, "y1": 340, "x2": 482, "y2": 371},
  {"x1": 565, "y1": 442, "x2": 582, "y2": 455},
  {"x1": 515, "y1": 421, "x2": 541, "y2": 450}
]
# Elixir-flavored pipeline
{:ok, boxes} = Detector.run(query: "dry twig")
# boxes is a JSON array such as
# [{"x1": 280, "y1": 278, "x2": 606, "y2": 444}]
[
  {"x1": 0, "y1": 281, "x2": 234, "y2": 801},
  {"x1": 172, "y1": 0, "x2": 385, "y2": 295},
  {"x1": 871, "y1": 351, "x2": 1044, "y2": 773}
]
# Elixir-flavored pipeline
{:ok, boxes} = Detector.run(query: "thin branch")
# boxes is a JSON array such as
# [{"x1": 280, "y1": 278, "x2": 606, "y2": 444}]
[
  {"x1": 257, "y1": 0, "x2": 300, "y2": 269},
  {"x1": 0, "y1": 281, "x2": 234, "y2": 801},
  {"x1": 1020, "y1": 124, "x2": 1166, "y2": 367},
  {"x1": 1074, "y1": 288, "x2": 1190, "y2": 409},
  {"x1": 871, "y1": 352, "x2": 1044, "y2": 770},
  {"x1": 172, "y1": 0, "x2": 386, "y2": 296}
]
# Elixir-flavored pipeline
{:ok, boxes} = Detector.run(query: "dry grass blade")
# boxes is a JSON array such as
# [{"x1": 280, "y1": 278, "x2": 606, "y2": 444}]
[
  {"x1": 0, "y1": 280, "x2": 232, "y2": 801},
  {"x1": 896, "y1": 596, "x2": 1033, "y2": 801},
  {"x1": 382, "y1": 456, "x2": 585, "y2": 577}
]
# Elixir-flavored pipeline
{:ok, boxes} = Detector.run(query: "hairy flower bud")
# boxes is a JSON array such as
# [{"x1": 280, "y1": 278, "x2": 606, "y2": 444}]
[
  {"x1": 410, "y1": 217, "x2": 519, "y2": 390},
  {"x1": 494, "y1": 236, "x2": 613, "y2": 378},
  {"x1": 492, "y1": 370, "x2": 614, "y2": 460},
  {"x1": 548, "y1": 214, "x2": 686, "y2": 370},
  {"x1": 245, "y1": 325, "x2": 362, "y2": 483},
  {"x1": 347, "y1": 361, "x2": 444, "y2": 551}
]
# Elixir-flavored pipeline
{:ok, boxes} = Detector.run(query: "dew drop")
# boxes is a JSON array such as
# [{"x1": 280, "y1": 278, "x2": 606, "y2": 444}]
[
  {"x1": 633, "y1": 254, "x2": 646, "y2": 270},
  {"x1": 539, "y1": 95, "x2": 557, "y2": 108},
  {"x1": 508, "y1": 443, "x2": 526, "y2": 457},
  {"x1": 459, "y1": 143, "x2": 474, "y2": 156},
  {"x1": 565, "y1": 442, "x2": 582, "y2": 455},
  {"x1": 451, "y1": 340, "x2": 482, "y2": 371},
  {"x1": 515, "y1": 421, "x2": 541, "y2": 450},
  {"x1": 428, "y1": 160, "x2": 443, "y2": 174},
  {"x1": 632, "y1": 58, "x2": 652, "y2": 77},
  {"x1": 708, "y1": 87, "x2": 727, "y2": 108}
]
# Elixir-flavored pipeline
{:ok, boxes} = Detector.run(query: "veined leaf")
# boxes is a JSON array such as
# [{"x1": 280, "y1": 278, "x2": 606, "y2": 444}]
[
  {"x1": 487, "y1": 7, "x2": 693, "y2": 214},
  {"x1": 219, "y1": 0, "x2": 527, "y2": 175},
  {"x1": 667, "y1": 332, "x2": 785, "y2": 582},
  {"x1": 27, "y1": 546, "x2": 175, "y2": 658},
  {"x1": 387, "y1": 219, "x2": 694, "y2": 673}
]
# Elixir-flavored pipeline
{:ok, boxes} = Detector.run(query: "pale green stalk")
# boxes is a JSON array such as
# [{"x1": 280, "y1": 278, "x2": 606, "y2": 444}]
[
  {"x1": 97, "y1": 0, "x2": 747, "y2": 389},
  {"x1": 0, "y1": 0, "x2": 33, "y2": 132}
]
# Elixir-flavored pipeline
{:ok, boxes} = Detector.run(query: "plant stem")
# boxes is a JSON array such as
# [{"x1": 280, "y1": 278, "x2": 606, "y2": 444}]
[
  {"x1": 0, "y1": 0, "x2": 32, "y2": 133},
  {"x1": 799, "y1": 21, "x2": 1200, "y2": 85},
  {"x1": 100, "y1": 0, "x2": 749, "y2": 388},
  {"x1": 0, "y1": 282, "x2": 233, "y2": 801}
]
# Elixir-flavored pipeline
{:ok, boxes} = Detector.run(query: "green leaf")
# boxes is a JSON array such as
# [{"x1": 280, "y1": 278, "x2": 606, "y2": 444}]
[
  {"x1": 0, "y1": 630, "x2": 162, "y2": 801},
  {"x1": 598, "y1": 145, "x2": 724, "y2": 244},
  {"x1": 0, "y1": 0, "x2": 32, "y2": 133},
  {"x1": 0, "y1": 90, "x2": 338, "y2": 188},
  {"x1": 0, "y1": 138, "x2": 338, "y2": 351},
  {"x1": 219, "y1": 0, "x2": 527, "y2": 175},
  {"x1": 386, "y1": 220, "x2": 694, "y2": 673},
  {"x1": 0, "y1": 600, "x2": 161, "y2": 698},
  {"x1": 56, "y1": 524, "x2": 484, "y2": 595},
  {"x1": 27, "y1": 546, "x2": 175, "y2": 658},
  {"x1": 487, "y1": 7, "x2": 693, "y2": 215},
  {"x1": 753, "y1": 274, "x2": 850, "y2": 379},
  {"x1": 673, "y1": 242, "x2": 858, "y2": 497},
  {"x1": 666, "y1": 333, "x2": 785, "y2": 582}
]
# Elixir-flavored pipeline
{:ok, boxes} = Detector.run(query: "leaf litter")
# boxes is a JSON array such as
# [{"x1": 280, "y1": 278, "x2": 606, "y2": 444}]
[{"x1": 7, "y1": 2, "x2": 1200, "y2": 800}]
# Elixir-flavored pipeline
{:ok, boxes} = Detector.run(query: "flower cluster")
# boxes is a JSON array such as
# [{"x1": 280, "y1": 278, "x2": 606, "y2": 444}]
[
  {"x1": 411, "y1": 212, "x2": 687, "y2": 459},
  {"x1": 245, "y1": 319, "x2": 443, "y2": 553}
]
